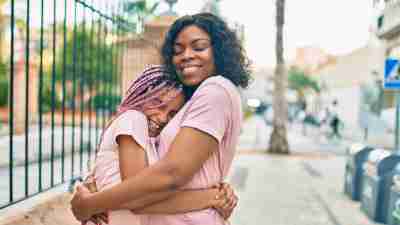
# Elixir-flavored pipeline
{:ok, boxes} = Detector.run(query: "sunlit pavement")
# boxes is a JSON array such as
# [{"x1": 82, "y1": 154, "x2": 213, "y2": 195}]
[
  {"x1": 0, "y1": 116, "x2": 382, "y2": 225},
  {"x1": 228, "y1": 115, "x2": 380, "y2": 225},
  {"x1": 238, "y1": 115, "x2": 353, "y2": 155}
]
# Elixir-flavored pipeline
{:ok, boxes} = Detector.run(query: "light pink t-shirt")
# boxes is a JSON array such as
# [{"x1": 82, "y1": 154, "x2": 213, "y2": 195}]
[
  {"x1": 93, "y1": 110, "x2": 156, "y2": 225},
  {"x1": 147, "y1": 76, "x2": 243, "y2": 225}
]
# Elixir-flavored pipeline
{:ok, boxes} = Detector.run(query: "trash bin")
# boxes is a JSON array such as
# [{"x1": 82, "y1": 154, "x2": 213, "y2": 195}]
[
  {"x1": 360, "y1": 149, "x2": 400, "y2": 223},
  {"x1": 387, "y1": 165, "x2": 400, "y2": 225},
  {"x1": 344, "y1": 144, "x2": 375, "y2": 201}
]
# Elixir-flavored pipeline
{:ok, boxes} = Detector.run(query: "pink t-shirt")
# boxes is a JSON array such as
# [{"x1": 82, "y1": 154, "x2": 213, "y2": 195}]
[
  {"x1": 93, "y1": 110, "x2": 156, "y2": 225},
  {"x1": 147, "y1": 76, "x2": 243, "y2": 225}
]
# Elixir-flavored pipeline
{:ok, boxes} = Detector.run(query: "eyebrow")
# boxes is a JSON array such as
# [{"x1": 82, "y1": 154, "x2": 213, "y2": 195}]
[{"x1": 174, "y1": 38, "x2": 211, "y2": 46}]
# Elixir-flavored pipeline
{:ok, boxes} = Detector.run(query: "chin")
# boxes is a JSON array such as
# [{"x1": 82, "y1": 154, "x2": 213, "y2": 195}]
[
  {"x1": 183, "y1": 78, "x2": 202, "y2": 87},
  {"x1": 149, "y1": 131, "x2": 158, "y2": 137}
]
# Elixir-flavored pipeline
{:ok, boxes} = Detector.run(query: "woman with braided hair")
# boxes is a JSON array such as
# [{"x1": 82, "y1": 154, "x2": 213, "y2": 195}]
[{"x1": 81, "y1": 65, "x2": 235, "y2": 225}]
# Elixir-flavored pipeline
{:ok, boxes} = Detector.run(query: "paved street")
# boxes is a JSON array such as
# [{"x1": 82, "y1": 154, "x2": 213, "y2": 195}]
[
  {"x1": 0, "y1": 151, "x2": 93, "y2": 207},
  {"x1": 0, "y1": 116, "x2": 383, "y2": 225},
  {"x1": 227, "y1": 116, "x2": 380, "y2": 225},
  {"x1": 228, "y1": 152, "x2": 379, "y2": 225},
  {"x1": 238, "y1": 115, "x2": 354, "y2": 155},
  {"x1": 0, "y1": 126, "x2": 97, "y2": 168},
  {"x1": 0, "y1": 125, "x2": 98, "y2": 208}
]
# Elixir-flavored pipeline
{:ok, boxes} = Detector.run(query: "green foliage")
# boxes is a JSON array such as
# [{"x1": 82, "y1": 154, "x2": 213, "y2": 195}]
[
  {"x1": 123, "y1": 0, "x2": 159, "y2": 32},
  {"x1": 288, "y1": 68, "x2": 320, "y2": 93},
  {"x1": 41, "y1": 76, "x2": 62, "y2": 113},
  {"x1": 93, "y1": 93, "x2": 121, "y2": 111},
  {"x1": 44, "y1": 23, "x2": 119, "y2": 110},
  {"x1": 53, "y1": 25, "x2": 118, "y2": 86},
  {"x1": 0, "y1": 80, "x2": 7, "y2": 106},
  {"x1": 0, "y1": 61, "x2": 8, "y2": 106},
  {"x1": 0, "y1": 21, "x2": 121, "y2": 111},
  {"x1": 124, "y1": 0, "x2": 159, "y2": 17}
]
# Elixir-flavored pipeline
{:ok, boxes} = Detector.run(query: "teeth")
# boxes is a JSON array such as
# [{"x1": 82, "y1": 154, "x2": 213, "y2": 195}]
[
  {"x1": 150, "y1": 120, "x2": 160, "y2": 129},
  {"x1": 182, "y1": 66, "x2": 198, "y2": 73}
]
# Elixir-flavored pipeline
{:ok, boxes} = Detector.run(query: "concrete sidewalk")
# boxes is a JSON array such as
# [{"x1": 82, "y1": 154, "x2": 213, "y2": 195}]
[
  {"x1": 238, "y1": 115, "x2": 353, "y2": 155},
  {"x1": 227, "y1": 116, "x2": 381, "y2": 225},
  {"x1": 0, "y1": 126, "x2": 96, "y2": 168},
  {"x1": 0, "y1": 115, "x2": 383, "y2": 225},
  {"x1": 228, "y1": 151, "x2": 380, "y2": 225},
  {"x1": 0, "y1": 150, "x2": 380, "y2": 225}
]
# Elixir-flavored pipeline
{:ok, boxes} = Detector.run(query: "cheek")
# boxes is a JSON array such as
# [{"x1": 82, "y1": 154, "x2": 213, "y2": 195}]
[
  {"x1": 173, "y1": 96, "x2": 185, "y2": 110},
  {"x1": 204, "y1": 53, "x2": 216, "y2": 74},
  {"x1": 143, "y1": 109, "x2": 157, "y2": 120}
]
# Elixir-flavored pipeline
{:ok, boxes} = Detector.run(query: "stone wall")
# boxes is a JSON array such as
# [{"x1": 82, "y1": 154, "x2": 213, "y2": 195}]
[
  {"x1": 120, "y1": 16, "x2": 177, "y2": 93},
  {"x1": 0, "y1": 192, "x2": 79, "y2": 225}
]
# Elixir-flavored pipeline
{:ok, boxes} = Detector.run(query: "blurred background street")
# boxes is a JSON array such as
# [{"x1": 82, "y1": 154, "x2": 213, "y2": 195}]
[{"x1": 2, "y1": 0, "x2": 400, "y2": 224}]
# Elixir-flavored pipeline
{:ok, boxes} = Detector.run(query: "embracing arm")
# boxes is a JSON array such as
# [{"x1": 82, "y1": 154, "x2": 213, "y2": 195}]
[
  {"x1": 72, "y1": 127, "x2": 218, "y2": 219},
  {"x1": 116, "y1": 133, "x2": 219, "y2": 214},
  {"x1": 124, "y1": 188, "x2": 220, "y2": 214},
  {"x1": 71, "y1": 83, "x2": 232, "y2": 220}
]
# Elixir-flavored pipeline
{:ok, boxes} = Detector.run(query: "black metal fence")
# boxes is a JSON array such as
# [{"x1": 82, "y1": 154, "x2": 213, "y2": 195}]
[{"x1": 0, "y1": 0, "x2": 132, "y2": 209}]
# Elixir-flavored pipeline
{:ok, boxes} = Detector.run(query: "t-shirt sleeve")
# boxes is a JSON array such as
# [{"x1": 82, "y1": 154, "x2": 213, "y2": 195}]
[
  {"x1": 111, "y1": 110, "x2": 149, "y2": 150},
  {"x1": 181, "y1": 83, "x2": 231, "y2": 143}
]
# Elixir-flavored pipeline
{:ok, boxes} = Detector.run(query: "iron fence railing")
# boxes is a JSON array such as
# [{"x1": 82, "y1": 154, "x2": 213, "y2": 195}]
[{"x1": 0, "y1": 0, "x2": 132, "y2": 209}]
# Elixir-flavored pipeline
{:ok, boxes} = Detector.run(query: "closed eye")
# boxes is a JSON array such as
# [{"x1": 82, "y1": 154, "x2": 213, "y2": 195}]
[
  {"x1": 173, "y1": 45, "x2": 183, "y2": 55},
  {"x1": 192, "y1": 39, "x2": 211, "y2": 52},
  {"x1": 168, "y1": 110, "x2": 178, "y2": 120}
]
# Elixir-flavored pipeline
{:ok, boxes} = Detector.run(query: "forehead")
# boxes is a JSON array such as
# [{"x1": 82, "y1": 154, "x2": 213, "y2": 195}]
[
  {"x1": 174, "y1": 25, "x2": 210, "y2": 44},
  {"x1": 157, "y1": 88, "x2": 183, "y2": 102}
]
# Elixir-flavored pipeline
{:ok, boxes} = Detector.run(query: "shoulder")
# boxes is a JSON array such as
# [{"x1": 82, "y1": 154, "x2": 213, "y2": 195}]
[
  {"x1": 199, "y1": 76, "x2": 238, "y2": 92},
  {"x1": 193, "y1": 76, "x2": 241, "y2": 101},
  {"x1": 113, "y1": 110, "x2": 148, "y2": 127},
  {"x1": 118, "y1": 110, "x2": 146, "y2": 120}
]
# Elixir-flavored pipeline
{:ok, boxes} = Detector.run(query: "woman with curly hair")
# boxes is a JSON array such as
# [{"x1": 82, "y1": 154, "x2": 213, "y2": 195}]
[
  {"x1": 71, "y1": 12, "x2": 252, "y2": 225},
  {"x1": 80, "y1": 65, "x2": 235, "y2": 225}
]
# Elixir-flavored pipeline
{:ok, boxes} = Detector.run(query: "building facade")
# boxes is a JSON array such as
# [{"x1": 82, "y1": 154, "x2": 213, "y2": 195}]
[{"x1": 374, "y1": 0, "x2": 400, "y2": 108}]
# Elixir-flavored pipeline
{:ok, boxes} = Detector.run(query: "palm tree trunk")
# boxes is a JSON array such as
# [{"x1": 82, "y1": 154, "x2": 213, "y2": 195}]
[{"x1": 269, "y1": 0, "x2": 289, "y2": 154}]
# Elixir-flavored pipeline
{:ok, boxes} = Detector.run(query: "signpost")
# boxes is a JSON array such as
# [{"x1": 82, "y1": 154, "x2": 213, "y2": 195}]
[{"x1": 384, "y1": 58, "x2": 400, "y2": 152}]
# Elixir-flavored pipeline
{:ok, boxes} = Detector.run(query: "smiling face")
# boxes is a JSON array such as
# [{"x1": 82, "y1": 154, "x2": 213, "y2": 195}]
[
  {"x1": 142, "y1": 91, "x2": 185, "y2": 137},
  {"x1": 172, "y1": 25, "x2": 216, "y2": 87}
]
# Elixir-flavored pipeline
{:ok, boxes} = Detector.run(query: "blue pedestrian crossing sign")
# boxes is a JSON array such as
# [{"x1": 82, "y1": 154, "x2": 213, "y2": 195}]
[{"x1": 384, "y1": 58, "x2": 400, "y2": 89}]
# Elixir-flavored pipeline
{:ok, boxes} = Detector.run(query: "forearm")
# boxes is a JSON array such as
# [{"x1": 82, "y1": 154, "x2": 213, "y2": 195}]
[
  {"x1": 85, "y1": 161, "x2": 184, "y2": 215},
  {"x1": 134, "y1": 188, "x2": 216, "y2": 214},
  {"x1": 101, "y1": 135, "x2": 178, "y2": 212},
  {"x1": 83, "y1": 128, "x2": 218, "y2": 216},
  {"x1": 116, "y1": 189, "x2": 177, "y2": 211}
]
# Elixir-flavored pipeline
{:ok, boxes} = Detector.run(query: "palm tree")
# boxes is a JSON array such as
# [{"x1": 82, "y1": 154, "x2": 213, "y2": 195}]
[
  {"x1": 123, "y1": 0, "x2": 159, "y2": 33},
  {"x1": 269, "y1": 0, "x2": 289, "y2": 154},
  {"x1": 288, "y1": 68, "x2": 320, "y2": 106}
]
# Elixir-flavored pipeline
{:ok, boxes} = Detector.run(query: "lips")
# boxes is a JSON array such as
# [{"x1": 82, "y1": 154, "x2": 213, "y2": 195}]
[
  {"x1": 148, "y1": 119, "x2": 162, "y2": 135},
  {"x1": 180, "y1": 64, "x2": 201, "y2": 72},
  {"x1": 182, "y1": 66, "x2": 200, "y2": 74}
]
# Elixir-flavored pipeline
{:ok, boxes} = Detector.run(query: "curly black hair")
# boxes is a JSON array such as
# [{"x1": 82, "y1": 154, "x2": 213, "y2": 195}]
[{"x1": 161, "y1": 12, "x2": 252, "y2": 90}]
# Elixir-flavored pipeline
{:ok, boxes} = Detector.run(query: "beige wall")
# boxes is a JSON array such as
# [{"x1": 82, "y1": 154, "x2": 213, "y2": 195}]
[
  {"x1": 13, "y1": 60, "x2": 39, "y2": 133},
  {"x1": 121, "y1": 39, "x2": 161, "y2": 93},
  {"x1": 120, "y1": 16, "x2": 177, "y2": 94},
  {"x1": 0, "y1": 193, "x2": 79, "y2": 225},
  {"x1": 308, "y1": 45, "x2": 386, "y2": 137},
  {"x1": 317, "y1": 45, "x2": 386, "y2": 89}
]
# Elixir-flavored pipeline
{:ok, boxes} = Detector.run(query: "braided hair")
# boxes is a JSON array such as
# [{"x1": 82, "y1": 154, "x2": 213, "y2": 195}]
[{"x1": 95, "y1": 65, "x2": 183, "y2": 154}]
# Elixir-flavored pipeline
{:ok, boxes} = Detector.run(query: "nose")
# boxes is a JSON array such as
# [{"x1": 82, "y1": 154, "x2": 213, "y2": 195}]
[
  {"x1": 157, "y1": 111, "x2": 169, "y2": 125},
  {"x1": 182, "y1": 48, "x2": 194, "y2": 61}
]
